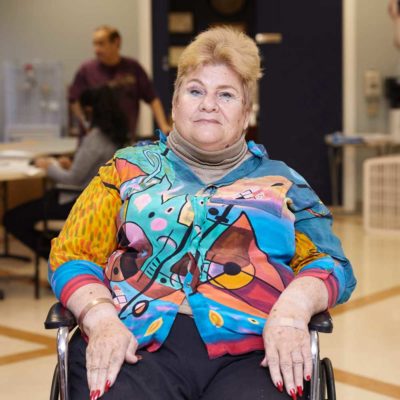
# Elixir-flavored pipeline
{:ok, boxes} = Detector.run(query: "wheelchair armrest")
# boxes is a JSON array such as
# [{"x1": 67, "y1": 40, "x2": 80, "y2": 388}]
[
  {"x1": 308, "y1": 311, "x2": 333, "y2": 334},
  {"x1": 43, "y1": 302, "x2": 332, "y2": 333},
  {"x1": 44, "y1": 302, "x2": 77, "y2": 330}
]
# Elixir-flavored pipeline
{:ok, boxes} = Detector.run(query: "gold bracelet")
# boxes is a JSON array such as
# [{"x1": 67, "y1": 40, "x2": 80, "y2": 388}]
[{"x1": 78, "y1": 298, "x2": 116, "y2": 331}]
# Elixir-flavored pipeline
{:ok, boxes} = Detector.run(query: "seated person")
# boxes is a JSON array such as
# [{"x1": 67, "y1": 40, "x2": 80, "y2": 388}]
[
  {"x1": 4, "y1": 86, "x2": 128, "y2": 258},
  {"x1": 49, "y1": 27, "x2": 356, "y2": 400}
]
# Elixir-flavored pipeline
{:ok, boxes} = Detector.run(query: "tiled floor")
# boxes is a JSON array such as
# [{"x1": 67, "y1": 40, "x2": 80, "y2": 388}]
[{"x1": 0, "y1": 215, "x2": 399, "y2": 399}]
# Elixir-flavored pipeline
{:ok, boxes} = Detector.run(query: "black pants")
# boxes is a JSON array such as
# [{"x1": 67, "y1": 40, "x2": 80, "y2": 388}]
[
  {"x1": 69, "y1": 314, "x2": 288, "y2": 400},
  {"x1": 3, "y1": 190, "x2": 74, "y2": 257}
]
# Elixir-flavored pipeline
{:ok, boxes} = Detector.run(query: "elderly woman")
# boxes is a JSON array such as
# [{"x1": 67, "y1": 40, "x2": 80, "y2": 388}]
[{"x1": 49, "y1": 27, "x2": 356, "y2": 400}]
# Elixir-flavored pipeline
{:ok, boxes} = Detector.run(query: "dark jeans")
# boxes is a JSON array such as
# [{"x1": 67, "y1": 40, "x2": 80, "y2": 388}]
[
  {"x1": 68, "y1": 314, "x2": 287, "y2": 400},
  {"x1": 3, "y1": 190, "x2": 74, "y2": 257}
]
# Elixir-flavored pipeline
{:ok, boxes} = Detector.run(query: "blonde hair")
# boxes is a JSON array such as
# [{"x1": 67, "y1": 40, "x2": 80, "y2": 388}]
[{"x1": 173, "y1": 26, "x2": 262, "y2": 109}]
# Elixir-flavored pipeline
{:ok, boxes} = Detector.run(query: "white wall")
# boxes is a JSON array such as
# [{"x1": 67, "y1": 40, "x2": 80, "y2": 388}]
[
  {"x1": 355, "y1": 0, "x2": 399, "y2": 133},
  {"x1": 0, "y1": 0, "x2": 154, "y2": 140},
  {"x1": 343, "y1": 0, "x2": 400, "y2": 210}
]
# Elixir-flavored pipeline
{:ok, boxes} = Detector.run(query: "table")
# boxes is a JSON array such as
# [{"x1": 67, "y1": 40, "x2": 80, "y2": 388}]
[
  {"x1": 0, "y1": 137, "x2": 77, "y2": 159},
  {"x1": 325, "y1": 133, "x2": 398, "y2": 208},
  {"x1": 0, "y1": 137, "x2": 78, "y2": 259}
]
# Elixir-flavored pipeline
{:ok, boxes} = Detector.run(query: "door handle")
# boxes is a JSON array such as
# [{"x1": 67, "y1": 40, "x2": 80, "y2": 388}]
[{"x1": 255, "y1": 33, "x2": 283, "y2": 45}]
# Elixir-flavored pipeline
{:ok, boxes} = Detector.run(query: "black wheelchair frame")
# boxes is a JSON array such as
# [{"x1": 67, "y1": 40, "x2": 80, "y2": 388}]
[{"x1": 45, "y1": 303, "x2": 336, "y2": 400}]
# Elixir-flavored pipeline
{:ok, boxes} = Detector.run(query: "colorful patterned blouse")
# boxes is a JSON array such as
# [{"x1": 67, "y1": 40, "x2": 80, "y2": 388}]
[{"x1": 49, "y1": 134, "x2": 356, "y2": 359}]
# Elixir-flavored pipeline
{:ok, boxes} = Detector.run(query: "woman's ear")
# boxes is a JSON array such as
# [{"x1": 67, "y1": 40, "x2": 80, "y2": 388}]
[
  {"x1": 171, "y1": 107, "x2": 175, "y2": 123},
  {"x1": 243, "y1": 108, "x2": 250, "y2": 132}
]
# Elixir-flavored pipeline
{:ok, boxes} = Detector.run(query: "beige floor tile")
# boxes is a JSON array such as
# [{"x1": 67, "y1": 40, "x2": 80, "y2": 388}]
[
  {"x1": 0, "y1": 335, "x2": 44, "y2": 357},
  {"x1": 332, "y1": 216, "x2": 400, "y2": 299},
  {"x1": 0, "y1": 355, "x2": 56, "y2": 399},
  {"x1": 335, "y1": 381, "x2": 396, "y2": 400},
  {"x1": 0, "y1": 281, "x2": 58, "y2": 338},
  {"x1": 321, "y1": 296, "x2": 400, "y2": 386},
  {"x1": 320, "y1": 296, "x2": 400, "y2": 385}
]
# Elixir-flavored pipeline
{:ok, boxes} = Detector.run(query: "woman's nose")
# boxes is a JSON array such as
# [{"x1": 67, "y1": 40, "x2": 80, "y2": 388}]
[{"x1": 199, "y1": 94, "x2": 218, "y2": 112}]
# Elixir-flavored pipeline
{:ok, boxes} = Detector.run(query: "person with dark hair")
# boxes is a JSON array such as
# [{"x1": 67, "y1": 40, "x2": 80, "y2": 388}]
[
  {"x1": 80, "y1": 85, "x2": 129, "y2": 148},
  {"x1": 3, "y1": 86, "x2": 127, "y2": 258},
  {"x1": 69, "y1": 25, "x2": 171, "y2": 140}
]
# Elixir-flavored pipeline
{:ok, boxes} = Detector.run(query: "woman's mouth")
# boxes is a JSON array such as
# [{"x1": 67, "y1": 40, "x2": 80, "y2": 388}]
[{"x1": 194, "y1": 119, "x2": 221, "y2": 124}]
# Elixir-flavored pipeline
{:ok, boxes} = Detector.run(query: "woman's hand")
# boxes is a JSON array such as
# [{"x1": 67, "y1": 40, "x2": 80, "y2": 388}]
[
  {"x1": 261, "y1": 319, "x2": 311, "y2": 399},
  {"x1": 85, "y1": 315, "x2": 141, "y2": 399},
  {"x1": 260, "y1": 277, "x2": 329, "y2": 399},
  {"x1": 34, "y1": 156, "x2": 52, "y2": 169},
  {"x1": 57, "y1": 156, "x2": 72, "y2": 170}
]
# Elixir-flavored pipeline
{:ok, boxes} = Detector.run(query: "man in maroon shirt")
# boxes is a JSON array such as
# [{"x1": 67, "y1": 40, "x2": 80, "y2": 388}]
[{"x1": 69, "y1": 25, "x2": 170, "y2": 140}]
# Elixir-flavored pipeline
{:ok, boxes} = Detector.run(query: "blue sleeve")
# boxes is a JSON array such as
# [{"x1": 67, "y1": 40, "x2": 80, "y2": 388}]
[
  {"x1": 287, "y1": 168, "x2": 357, "y2": 305},
  {"x1": 48, "y1": 260, "x2": 105, "y2": 305}
]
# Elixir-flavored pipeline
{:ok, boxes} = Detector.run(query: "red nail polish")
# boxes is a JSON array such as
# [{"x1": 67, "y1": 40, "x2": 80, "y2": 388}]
[
  {"x1": 297, "y1": 386, "x2": 303, "y2": 397},
  {"x1": 105, "y1": 380, "x2": 111, "y2": 393},
  {"x1": 306, "y1": 375, "x2": 311, "y2": 381},
  {"x1": 94, "y1": 390, "x2": 101, "y2": 400},
  {"x1": 89, "y1": 391, "x2": 95, "y2": 400},
  {"x1": 276, "y1": 381, "x2": 283, "y2": 392},
  {"x1": 290, "y1": 389, "x2": 297, "y2": 400}
]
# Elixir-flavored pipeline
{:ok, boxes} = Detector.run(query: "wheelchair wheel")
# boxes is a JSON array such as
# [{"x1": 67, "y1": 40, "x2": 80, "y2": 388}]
[
  {"x1": 50, "y1": 363, "x2": 60, "y2": 400},
  {"x1": 320, "y1": 362, "x2": 326, "y2": 400},
  {"x1": 321, "y1": 358, "x2": 336, "y2": 400}
]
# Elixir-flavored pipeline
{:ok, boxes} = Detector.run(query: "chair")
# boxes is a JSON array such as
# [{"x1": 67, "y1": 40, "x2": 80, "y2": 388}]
[
  {"x1": 44, "y1": 303, "x2": 336, "y2": 400},
  {"x1": 33, "y1": 184, "x2": 82, "y2": 299}
]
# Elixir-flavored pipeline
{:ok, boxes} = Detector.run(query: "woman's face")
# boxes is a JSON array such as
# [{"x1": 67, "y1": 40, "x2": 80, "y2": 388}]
[{"x1": 172, "y1": 64, "x2": 250, "y2": 151}]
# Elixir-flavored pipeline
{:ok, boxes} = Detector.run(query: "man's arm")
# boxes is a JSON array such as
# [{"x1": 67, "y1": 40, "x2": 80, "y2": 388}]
[
  {"x1": 70, "y1": 101, "x2": 89, "y2": 130},
  {"x1": 69, "y1": 64, "x2": 91, "y2": 133},
  {"x1": 150, "y1": 98, "x2": 171, "y2": 134}
]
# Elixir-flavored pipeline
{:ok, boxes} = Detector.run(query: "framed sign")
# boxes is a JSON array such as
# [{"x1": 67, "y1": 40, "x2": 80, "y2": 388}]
[
  {"x1": 168, "y1": 12, "x2": 194, "y2": 33},
  {"x1": 209, "y1": 0, "x2": 246, "y2": 16},
  {"x1": 168, "y1": 46, "x2": 186, "y2": 67}
]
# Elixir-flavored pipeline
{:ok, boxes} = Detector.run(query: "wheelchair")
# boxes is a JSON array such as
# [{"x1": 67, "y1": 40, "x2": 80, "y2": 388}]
[{"x1": 45, "y1": 303, "x2": 336, "y2": 400}]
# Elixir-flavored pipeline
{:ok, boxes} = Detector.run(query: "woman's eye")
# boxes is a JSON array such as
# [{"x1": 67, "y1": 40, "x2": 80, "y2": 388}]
[
  {"x1": 219, "y1": 92, "x2": 234, "y2": 100},
  {"x1": 189, "y1": 88, "x2": 203, "y2": 96}
]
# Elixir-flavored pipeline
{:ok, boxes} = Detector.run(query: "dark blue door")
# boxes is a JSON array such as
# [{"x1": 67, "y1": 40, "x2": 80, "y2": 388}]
[
  {"x1": 255, "y1": 0, "x2": 342, "y2": 203},
  {"x1": 152, "y1": 0, "x2": 342, "y2": 203}
]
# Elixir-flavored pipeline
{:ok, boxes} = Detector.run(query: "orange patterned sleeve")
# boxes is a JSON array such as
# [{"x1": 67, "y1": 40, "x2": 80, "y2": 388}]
[{"x1": 49, "y1": 159, "x2": 121, "y2": 271}]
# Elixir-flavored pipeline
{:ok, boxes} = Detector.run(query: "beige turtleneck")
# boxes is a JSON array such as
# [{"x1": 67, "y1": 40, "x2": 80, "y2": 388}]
[{"x1": 167, "y1": 128, "x2": 251, "y2": 184}]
